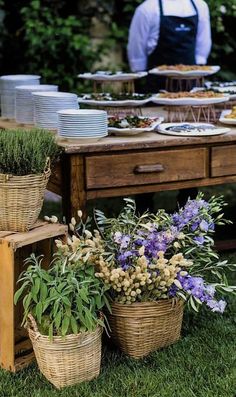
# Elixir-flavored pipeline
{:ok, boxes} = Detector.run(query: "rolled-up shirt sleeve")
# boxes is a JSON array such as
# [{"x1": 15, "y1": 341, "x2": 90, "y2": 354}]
[
  {"x1": 127, "y1": 8, "x2": 151, "y2": 72},
  {"x1": 195, "y1": 2, "x2": 212, "y2": 64}
]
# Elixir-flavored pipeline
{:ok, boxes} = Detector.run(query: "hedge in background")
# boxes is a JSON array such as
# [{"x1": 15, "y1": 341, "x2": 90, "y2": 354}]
[{"x1": 0, "y1": 0, "x2": 235, "y2": 91}]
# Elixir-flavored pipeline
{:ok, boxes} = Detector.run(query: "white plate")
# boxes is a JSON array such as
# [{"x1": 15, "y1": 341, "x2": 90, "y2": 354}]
[
  {"x1": 77, "y1": 71, "x2": 147, "y2": 81},
  {"x1": 108, "y1": 117, "x2": 164, "y2": 136},
  {"x1": 157, "y1": 122, "x2": 230, "y2": 136},
  {"x1": 149, "y1": 65, "x2": 220, "y2": 77},
  {"x1": 151, "y1": 93, "x2": 229, "y2": 106},
  {"x1": 57, "y1": 109, "x2": 107, "y2": 115},
  {"x1": 219, "y1": 110, "x2": 236, "y2": 125},
  {"x1": 78, "y1": 95, "x2": 152, "y2": 107},
  {"x1": 32, "y1": 92, "x2": 77, "y2": 99}
]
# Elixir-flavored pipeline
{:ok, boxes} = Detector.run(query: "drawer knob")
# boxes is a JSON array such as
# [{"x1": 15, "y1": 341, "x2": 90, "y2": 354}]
[{"x1": 134, "y1": 164, "x2": 165, "y2": 174}]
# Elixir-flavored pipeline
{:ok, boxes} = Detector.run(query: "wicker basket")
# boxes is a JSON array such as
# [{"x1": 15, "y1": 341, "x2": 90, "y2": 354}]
[
  {"x1": 108, "y1": 299, "x2": 184, "y2": 359},
  {"x1": 0, "y1": 160, "x2": 50, "y2": 232},
  {"x1": 27, "y1": 315, "x2": 103, "y2": 389}
]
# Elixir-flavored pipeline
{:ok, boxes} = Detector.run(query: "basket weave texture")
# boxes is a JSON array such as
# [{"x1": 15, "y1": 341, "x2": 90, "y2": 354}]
[
  {"x1": 108, "y1": 299, "x2": 184, "y2": 359},
  {"x1": 27, "y1": 315, "x2": 102, "y2": 389},
  {"x1": 0, "y1": 165, "x2": 50, "y2": 232}
]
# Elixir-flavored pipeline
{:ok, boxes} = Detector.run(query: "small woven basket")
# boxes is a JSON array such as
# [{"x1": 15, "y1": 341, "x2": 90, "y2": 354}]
[
  {"x1": 108, "y1": 299, "x2": 184, "y2": 359},
  {"x1": 27, "y1": 315, "x2": 103, "y2": 389},
  {"x1": 0, "y1": 159, "x2": 51, "y2": 232}
]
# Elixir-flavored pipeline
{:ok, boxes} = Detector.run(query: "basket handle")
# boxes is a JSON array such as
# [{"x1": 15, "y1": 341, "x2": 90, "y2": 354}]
[
  {"x1": 27, "y1": 313, "x2": 40, "y2": 333},
  {"x1": 44, "y1": 157, "x2": 51, "y2": 174}
]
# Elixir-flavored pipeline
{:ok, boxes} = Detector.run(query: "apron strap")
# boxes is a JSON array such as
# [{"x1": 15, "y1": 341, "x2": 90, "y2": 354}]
[
  {"x1": 190, "y1": 0, "x2": 198, "y2": 15},
  {"x1": 158, "y1": 0, "x2": 198, "y2": 17},
  {"x1": 158, "y1": 0, "x2": 163, "y2": 16}
]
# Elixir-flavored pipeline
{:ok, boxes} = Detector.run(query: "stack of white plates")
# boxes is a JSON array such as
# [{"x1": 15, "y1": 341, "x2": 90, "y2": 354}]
[
  {"x1": 0, "y1": 75, "x2": 40, "y2": 118},
  {"x1": 58, "y1": 109, "x2": 108, "y2": 140},
  {"x1": 15, "y1": 85, "x2": 58, "y2": 124},
  {"x1": 32, "y1": 92, "x2": 79, "y2": 129}
]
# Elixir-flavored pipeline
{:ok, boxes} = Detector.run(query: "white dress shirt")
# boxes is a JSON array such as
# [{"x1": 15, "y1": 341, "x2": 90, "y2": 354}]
[{"x1": 127, "y1": 0, "x2": 212, "y2": 72}]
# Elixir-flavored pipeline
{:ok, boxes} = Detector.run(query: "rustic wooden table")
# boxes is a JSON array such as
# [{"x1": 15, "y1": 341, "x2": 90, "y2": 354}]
[
  {"x1": 1, "y1": 107, "x2": 236, "y2": 222},
  {"x1": 48, "y1": 107, "x2": 236, "y2": 221}
]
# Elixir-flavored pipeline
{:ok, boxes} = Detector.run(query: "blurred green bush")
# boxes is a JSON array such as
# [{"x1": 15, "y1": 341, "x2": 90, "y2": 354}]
[{"x1": 0, "y1": 0, "x2": 235, "y2": 90}]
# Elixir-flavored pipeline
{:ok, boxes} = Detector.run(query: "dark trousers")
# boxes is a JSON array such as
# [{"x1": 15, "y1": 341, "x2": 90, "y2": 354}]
[{"x1": 136, "y1": 188, "x2": 198, "y2": 214}]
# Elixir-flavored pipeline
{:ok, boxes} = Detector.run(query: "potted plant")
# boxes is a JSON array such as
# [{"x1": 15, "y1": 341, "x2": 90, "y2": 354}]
[
  {"x1": 0, "y1": 128, "x2": 60, "y2": 232},
  {"x1": 14, "y1": 224, "x2": 110, "y2": 389},
  {"x1": 93, "y1": 196, "x2": 236, "y2": 359}
]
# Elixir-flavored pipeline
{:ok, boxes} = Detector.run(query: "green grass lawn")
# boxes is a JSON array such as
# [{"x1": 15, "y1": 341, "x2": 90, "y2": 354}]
[{"x1": 0, "y1": 259, "x2": 235, "y2": 397}]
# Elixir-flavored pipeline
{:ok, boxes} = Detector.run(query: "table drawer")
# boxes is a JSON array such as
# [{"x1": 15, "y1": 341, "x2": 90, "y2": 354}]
[
  {"x1": 211, "y1": 146, "x2": 236, "y2": 177},
  {"x1": 86, "y1": 148, "x2": 207, "y2": 189}
]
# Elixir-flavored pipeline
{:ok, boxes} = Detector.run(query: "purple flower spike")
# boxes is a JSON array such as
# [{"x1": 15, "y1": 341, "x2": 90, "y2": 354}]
[
  {"x1": 199, "y1": 220, "x2": 209, "y2": 232},
  {"x1": 194, "y1": 236, "x2": 205, "y2": 245},
  {"x1": 207, "y1": 299, "x2": 227, "y2": 313}
]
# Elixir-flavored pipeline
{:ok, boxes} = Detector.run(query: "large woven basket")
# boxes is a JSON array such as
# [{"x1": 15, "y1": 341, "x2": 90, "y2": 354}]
[
  {"x1": 108, "y1": 299, "x2": 184, "y2": 359},
  {"x1": 27, "y1": 315, "x2": 103, "y2": 389},
  {"x1": 0, "y1": 161, "x2": 50, "y2": 232}
]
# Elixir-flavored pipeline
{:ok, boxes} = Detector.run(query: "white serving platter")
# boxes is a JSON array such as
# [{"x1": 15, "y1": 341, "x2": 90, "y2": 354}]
[
  {"x1": 205, "y1": 80, "x2": 236, "y2": 89},
  {"x1": 219, "y1": 110, "x2": 236, "y2": 125},
  {"x1": 108, "y1": 116, "x2": 164, "y2": 136},
  {"x1": 151, "y1": 93, "x2": 229, "y2": 106},
  {"x1": 157, "y1": 122, "x2": 230, "y2": 137},
  {"x1": 78, "y1": 94, "x2": 152, "y2": 107},
  {"x1": 78, "y1": 71, "x2": 147, "y2": 81},
  {"x1": 149, "y1": 65, "x2": 220, "y2": 77}
]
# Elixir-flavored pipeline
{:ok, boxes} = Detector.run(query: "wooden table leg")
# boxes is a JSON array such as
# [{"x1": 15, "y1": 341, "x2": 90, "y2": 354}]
[
  {"x1": 0, "y1": 241, "x2": 15, "y2": 371},
  {"x1": 61, "y1": 154, "x2": 87, "y2": 221}
]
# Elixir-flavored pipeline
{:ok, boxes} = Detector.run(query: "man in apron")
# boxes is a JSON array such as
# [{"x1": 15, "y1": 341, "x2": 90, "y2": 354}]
[
  {"x1": 128, "y1": 0, "x2": 211, "y2": 75},
  {"x1": 127, "y1": 0, "x2": 211, "y2": 212}
]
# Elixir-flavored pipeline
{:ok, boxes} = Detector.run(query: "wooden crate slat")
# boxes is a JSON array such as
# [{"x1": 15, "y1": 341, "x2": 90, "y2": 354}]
[
  {"x1": 15, "y1": 339, "x2": 32, "y2": 355},
  {"x1": 0, "y1": 231, "x2": 15, "y2": 238},
  {"x1": 14, "y1": 352, "x2": 35, "y2": 372},
  {"x1": 4, "y1": 223, "x2": 67, "y2": 249}
]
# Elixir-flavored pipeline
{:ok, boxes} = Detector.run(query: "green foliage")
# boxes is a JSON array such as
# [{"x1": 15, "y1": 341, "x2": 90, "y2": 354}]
[
  {"x1": 14, "y1": 253, "x2": 109, "y2": 337},
  {"x1": 18, "y1": 0, "x2": 102, "y2": 90},
  {"x1": 0, "y1": 0, "x2": 236, "y2": 91},
  {"x1": 0, "y1": 128, "x2": 61, "y2": 175}
]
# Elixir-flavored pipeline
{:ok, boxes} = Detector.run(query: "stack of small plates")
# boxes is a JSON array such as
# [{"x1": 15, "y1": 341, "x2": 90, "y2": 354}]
[
  {"x1": 15, "y1": 84, "x2": 58, "y2": 124},
  {"x1": 32, "y1": 92, "x2": 79, "y2": 129},
  {"x1": 0, "y1": 75, "x2": 40, "y2": 119},
  {"x1": 58, "y1": 109, "x2": 108, "y2": 140}
]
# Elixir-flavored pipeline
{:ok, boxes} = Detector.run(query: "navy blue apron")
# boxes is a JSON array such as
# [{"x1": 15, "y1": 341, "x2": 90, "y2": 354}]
[
  {"x1": 145, "y1": 0, "x2": 198, "y2": 91},
  {"x1": 148, "y1": 0, "x2": 198, "y2": 68}
]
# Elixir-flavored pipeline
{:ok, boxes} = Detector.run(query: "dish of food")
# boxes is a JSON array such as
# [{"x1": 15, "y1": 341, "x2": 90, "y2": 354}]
[
  {"x1": 78, "y1": 71, "x2": 147, "y2": 81},
  {"x1": 78, "y1": 92, "x2": 153, "y2": 107},
  {"x1": 205, "y1": 80, "x2": 236, "y2": 89},
  {"x1": 206, "y1": 86, "x2": 236, "y2": 99},
  {"x1": 108, "y1": 115, "x2": 164, "y2": 135},
  {"x1": 219, "y1": 108, "x2": 236, "y2": 125},
  {"x1": 157, "y1": 122, "x2": 230, "y2": 136},
  {"x1": 149, "y1": 65, "x2": 220, "y2": 77},
  {"x1": 151, "y1": 90, "x2": 229, "y2": 106}
]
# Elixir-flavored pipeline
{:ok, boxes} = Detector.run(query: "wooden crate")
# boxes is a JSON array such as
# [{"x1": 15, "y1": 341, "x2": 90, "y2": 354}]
[{"x1": 0, "y1": 220, "x2": 68, "y2": 372}]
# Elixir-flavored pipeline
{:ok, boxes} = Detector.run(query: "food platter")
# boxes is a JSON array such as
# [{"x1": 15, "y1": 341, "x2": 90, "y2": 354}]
[
  {"x1": 149, "y1": 65, "x2": 220, "y2": 78},
  {"x1": 205, "y1": 80, "x2": 236, "y2": 88},
  {"x1": 78, "y1": 71, "x2": 147, "y2": 81},
  {"x1": 206, "y1": 86, "x2": 236, "y2": 99},
  {"x1": 151, "y1": 91, "x2": 229, "y2": 106},
  {"x1": 108, "y1": 115, "x2": 164, "y2": 136},
  {"x1": 78, "y1": 93, "x2": 153, "y2": 107},
  {"x1": 219, "y1": 109, "x2": 236, "y2": 125},
  {"x1": 157, "y1": 122, "x2": 230, "y2": 137}
]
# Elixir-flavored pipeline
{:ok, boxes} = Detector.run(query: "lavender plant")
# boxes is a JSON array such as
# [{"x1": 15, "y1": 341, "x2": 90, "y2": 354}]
[{"x1": 94, "y1": 196, "x2": 236, "y2": 312}]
